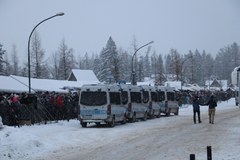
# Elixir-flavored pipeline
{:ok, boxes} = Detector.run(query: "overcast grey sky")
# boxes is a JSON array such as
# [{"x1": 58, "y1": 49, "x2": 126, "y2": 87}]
[{"x1": 0, "y1": 0, "x2": 240, "y2": 63}]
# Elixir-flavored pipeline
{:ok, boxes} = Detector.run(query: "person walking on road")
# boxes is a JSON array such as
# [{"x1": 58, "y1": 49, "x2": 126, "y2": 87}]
[
  {"x1": 192, "y1": 96, "x2": 202, "y2": 124},
  {"x1": 206, "y1": 95, "x2": 217, "y2": 124}
]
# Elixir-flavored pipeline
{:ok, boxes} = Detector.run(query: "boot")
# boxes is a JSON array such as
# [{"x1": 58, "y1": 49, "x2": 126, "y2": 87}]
[
  {"x1": 193, "y1": 116, "x2": 196, "y2": 124},
  {"x1": 212, "y1": 115, "x2": 214, "y2": 124},
  {"x1": 198, "y1": 116, "x2": 201, "y2": 123}
]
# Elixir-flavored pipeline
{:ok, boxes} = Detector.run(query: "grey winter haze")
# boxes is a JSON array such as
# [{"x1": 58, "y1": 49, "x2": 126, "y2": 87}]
[{"x1": 1, "y1": 0, "x2": 240, "y2": 63}]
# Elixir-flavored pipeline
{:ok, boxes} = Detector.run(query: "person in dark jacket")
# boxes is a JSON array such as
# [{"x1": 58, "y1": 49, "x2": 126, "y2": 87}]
[
  {"x1": 206, "y1": 95, "x2": 217, "y2": 124},
  {"x1": 192, "y1": 96, "x2": 202, "y2": 124}
]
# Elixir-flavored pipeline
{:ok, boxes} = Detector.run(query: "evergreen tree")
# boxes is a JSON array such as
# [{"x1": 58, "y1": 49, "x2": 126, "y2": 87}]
[
  {"x1": 200, "y1": 50, "x2": 208, "y2": 85},
  {"x1": 57, "y1": 39, "x2": 75, "y2": 80},
  {"x1": 93, "y1": 54, "x2": 102, "y2": 80},
  {"x1": 143, "y1": 50, "x2": 151, "y2": 78},
  {"x1": 3, "y1": 53, "x2": 11, "y2": 76},
  {"x1": 231, "y1": 42, "x2": 240, "y2": 67},
  {"x1": 98, "y1": 37, "x2": 120, "y2": 83},
  {"x1": 151, "y1": 51, "x2": 157, "y2": 80},
  {"x1": 138, "y1": 56, "x2": 144, "y2": 82},
  {"x1": 193, "y1": 49, "x2": 202, "y2": 84},
  {"x1": 49, "y1": 52, "x2": 60, "y2": 79},
  {"x1": 155, "y1": 53, "x2": 165, "y2": 85},
  {"x1": 11, "y1": 44, "x2": 20, "y2": 75},
  {"x1": 30, "y1": 31, "x2": 47, "y2": 78},
  {"x1": 118, "y1": 48, "x2": 131, "y2": 82},
  {"x1": 0, "y1": 44, "x2": 6, "y2": 75},
  {"x1": 83, "y1": 52, "x2": 90, "y2": 69},
  {"x1": 164, "y1": 54, "x2": 172, "y2": 81},
  {"x1": 214, "y1": 42, "x2": 240, "y2": 83},
  {"x1": 184, "y1": 50, "x2": 194, "y2": 84},
  {"x1": 169, "y1": 49, "x2": 181, "y2": 81},
  {"x1": 77, "y1": 54, "x2": 83, "y2": 69}
]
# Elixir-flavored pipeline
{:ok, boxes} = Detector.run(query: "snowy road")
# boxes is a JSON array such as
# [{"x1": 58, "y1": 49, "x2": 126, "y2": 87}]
[{"x1": 38, "y1": 103, "x2": 240, "y2": 160}]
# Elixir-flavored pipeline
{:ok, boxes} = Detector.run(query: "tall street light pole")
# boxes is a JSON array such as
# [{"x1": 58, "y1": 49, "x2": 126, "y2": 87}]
[
  {"x1": 28, "y1": 12, "x2": 64, "y2": 93},
  {"x1": 131, "y1": 41, "x2": 154, "y2": 85}
]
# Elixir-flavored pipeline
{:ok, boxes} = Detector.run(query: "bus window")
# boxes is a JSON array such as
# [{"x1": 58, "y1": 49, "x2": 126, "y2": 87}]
[
  {"x1": 142, "y1": 91, "x2": 149, "y2": 103},
  {"x1": 80, "y1": 91, "x2": 107, "y2": 106},
  {"x1": 110, "y1": 92, "x2": 121, "y2": 105},
  {"x1": 121, "y1": 91, "x2": 128, "y2": 105},
  {"x1": 167, "y1": 92, "x2": 175, "y2": 101},
  {"x1": 158, "y1": 91, "x2": 165, "y2": 101},
  {"x1": 151, "y1": 92, "x2": 157, "y2": 102},
  {"x1": 130, "y1": 92, "x2": 142, "y2": 103}
]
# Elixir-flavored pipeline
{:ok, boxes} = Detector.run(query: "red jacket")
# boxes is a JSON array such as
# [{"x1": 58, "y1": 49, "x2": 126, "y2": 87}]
[{"x1": 56, "y1": 95, "x2": 64, "y2": 108}]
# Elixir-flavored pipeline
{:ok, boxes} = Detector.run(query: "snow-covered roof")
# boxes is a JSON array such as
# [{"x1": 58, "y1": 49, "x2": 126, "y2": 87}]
[
  {"x1": 137, "y1": 77, "x2": 155, "y2": 86},
  {"x1": 0, "y1": 76, "x2": 29, "y2": 93},
  {"x1": 67, "y1": 69, "x2": 100, "y2": 84},
  {"x1": 164, "y1": 81, "x2": 181, "y2": 90},
  {"x1": 0, "y1": 69, "x2": 100, "y2": 93},
  {"x1": 205, "y1": 79, "x2": 228, "y2": 90},
  {"x1": 10, "y1": 75, "x2": 69, "y2": 93}
]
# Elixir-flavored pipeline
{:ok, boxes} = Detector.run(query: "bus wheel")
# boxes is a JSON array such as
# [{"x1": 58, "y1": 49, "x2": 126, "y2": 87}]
[
  {"x1": 143, "y1": 112, "x2": 147, "y2": 121},
  {"x1": 81, "y1": 122, "x2": 87, "y2": 128},
  {"x1": 130, "y1": 113, "x2": 136, "y2": 123},
  {"x1": 121, "y1": 115, "x2": 127, "y2": 124},
  {"x1": 156, "y1": 110, "x2": 161, "y2": 118},
  {"x1": 166, "y1": 110, "x2": 170, "y2": 116},
  {"x1": 151, "y1": 111, "x2": 155, "y2": 119},
  {"x1": 174, "y1": 109, "x2": 179, "y2": 115},
  {"x1": 109, "y1": 117, "x2": 115, "y2": 128},
  {"x1": 132, "y1": 113, "x2": 137, "y2": 122}
]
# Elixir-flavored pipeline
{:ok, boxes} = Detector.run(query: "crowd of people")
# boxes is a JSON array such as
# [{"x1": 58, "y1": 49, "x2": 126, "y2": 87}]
[
  {"x1": 177, "y1": 89, "x2": 233, "y2": 107},
  {"x1": 0, "y1": 88, "x2": 234, "y2": 127},
  {"x1": 0, "y1": 91, "x2": 79, "y2": 127}
]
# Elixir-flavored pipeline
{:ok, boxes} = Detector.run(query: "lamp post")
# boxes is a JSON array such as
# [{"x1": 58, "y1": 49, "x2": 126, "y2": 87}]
[
  {"x1": 131, "y1": 41, "x2": 154, "y2": 85},
  {"x1": 27, "y1": 12, "x2": 64, "y2": 93}
]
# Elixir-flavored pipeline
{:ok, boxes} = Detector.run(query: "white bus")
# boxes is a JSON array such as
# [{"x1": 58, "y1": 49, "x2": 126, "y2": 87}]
[
  {"x1": 231, "y1": 66, "x2": 240, "y2": 106},
  {"x1": 157, "y1": 86, "x2": 179, "y2": 116},
  {"x1": 138, "y1": 85, "x2": 161, "y2": 118},
  {"x1": 79, "y1": 84, "x2": 127, "y2": 127},
  {"x1": 118, "y1": 84, "x2": 148, "y2": 122}
]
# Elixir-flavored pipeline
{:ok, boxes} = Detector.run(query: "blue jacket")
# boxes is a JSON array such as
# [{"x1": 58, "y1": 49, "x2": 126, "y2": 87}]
[{"x1": 192, "y1": 99, "x2": 200, "y2": 111}]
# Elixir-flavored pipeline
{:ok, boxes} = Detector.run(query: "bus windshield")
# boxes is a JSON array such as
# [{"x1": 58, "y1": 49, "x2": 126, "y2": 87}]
[{"x1": 80, "y1": 91, "x2": 107, "y2": 106}]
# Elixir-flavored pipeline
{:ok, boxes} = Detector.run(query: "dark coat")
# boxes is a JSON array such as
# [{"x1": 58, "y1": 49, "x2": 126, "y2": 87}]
[
  {"x1": 192, "y1": 99, "x2": 200, "y2": 111},
  {"x1": 206, "y1": 96, "x2": 217, "y2": 109}
]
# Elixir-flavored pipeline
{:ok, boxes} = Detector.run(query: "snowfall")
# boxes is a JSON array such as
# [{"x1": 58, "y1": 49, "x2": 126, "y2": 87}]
[{"x1": 0, "y1": 98, "x2": 240, "y2": 160}]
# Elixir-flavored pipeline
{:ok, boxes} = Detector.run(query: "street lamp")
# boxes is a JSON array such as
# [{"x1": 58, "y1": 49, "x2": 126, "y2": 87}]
[
  {"x1": 131, "y1": 41, "x2": 154, "y2": 85},
  {"x1": 27, "y1": 12, "x2": 64, "y2": 93}
]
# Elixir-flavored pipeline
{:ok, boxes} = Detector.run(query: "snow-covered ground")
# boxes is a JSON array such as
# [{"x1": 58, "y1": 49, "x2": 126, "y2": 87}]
[{"x1": 0, "y1": 98, "x2": 239, "y2": 160}]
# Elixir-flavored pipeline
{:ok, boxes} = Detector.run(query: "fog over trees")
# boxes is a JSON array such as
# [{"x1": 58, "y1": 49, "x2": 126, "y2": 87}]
[{"x1": 0, "y1": 36, "x2": 239, "y2": 86}]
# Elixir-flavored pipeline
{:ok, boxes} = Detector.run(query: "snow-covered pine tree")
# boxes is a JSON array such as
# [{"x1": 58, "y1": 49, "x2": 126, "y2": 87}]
[
  {"x1": 57, "y1": 39, "x2": 75, "y2": 80},
  {"x1": 97, "y1": 37, "x2": 120, "y2": 83},
  {"x1": 143, "y1": 51, "x2": 151, "y2": 78},
  {"x1": 118, "y1": 48, "x2": 132, "y2": 82},
  {"x1": 11, "y1": 44, "x2": 20, "y2": 76},
  {"x1": 154, "y1": 53, "x2": 165, "y2": 85},
  {"x1": 0, "y1": 44, "x2": 6, "y2": 75}
]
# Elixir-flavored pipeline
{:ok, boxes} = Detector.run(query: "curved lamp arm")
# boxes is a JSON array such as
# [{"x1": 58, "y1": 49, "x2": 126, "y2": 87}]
[{"x1": 28, "y1": 12, "x2": 64, "y2": 93}]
